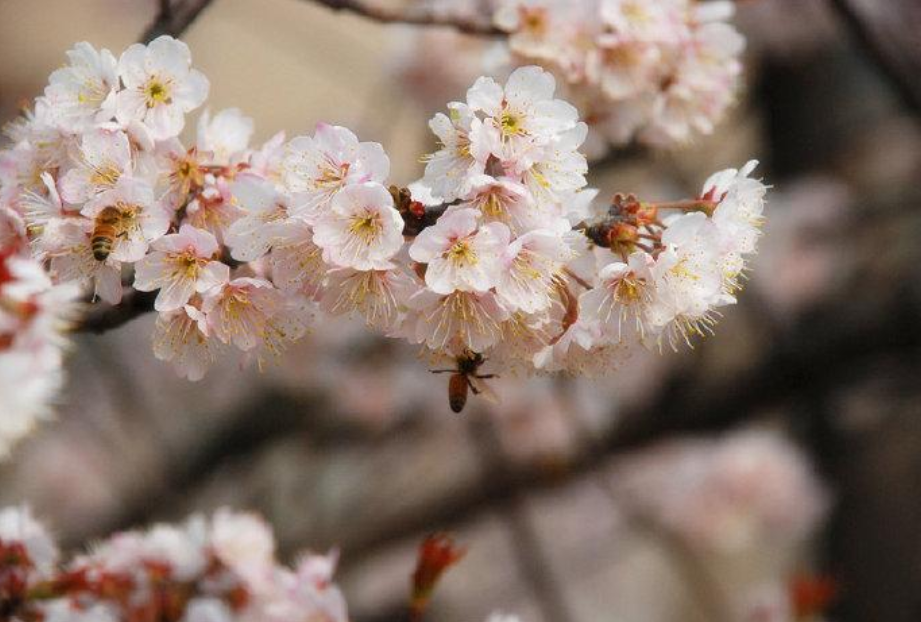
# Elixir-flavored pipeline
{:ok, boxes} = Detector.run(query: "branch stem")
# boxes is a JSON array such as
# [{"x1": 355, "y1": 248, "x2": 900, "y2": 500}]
[{"x1": 304, "y1": 0, "x2": 503, "y2": 36}]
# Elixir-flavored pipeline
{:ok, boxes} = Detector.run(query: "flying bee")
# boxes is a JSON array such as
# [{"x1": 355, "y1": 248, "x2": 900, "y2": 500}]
[
  {"x1": 431, "y1": 351, "x2": 498, "y2": 413},
  {"x1": 91, "y1": 206, "x2": 125, "y2": 261}
]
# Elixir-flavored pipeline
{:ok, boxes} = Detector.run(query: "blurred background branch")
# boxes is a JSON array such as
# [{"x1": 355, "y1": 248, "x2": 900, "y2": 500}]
[{"x1": 828, "y1": 0, "x2": 921, "y2": 116}]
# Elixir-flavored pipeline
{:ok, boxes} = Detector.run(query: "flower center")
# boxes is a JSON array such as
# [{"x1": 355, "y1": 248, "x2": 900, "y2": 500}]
[
  {"x1": 317, "y1": 161, "x2": 350, "y2": 189},
  {"x1": 144, "y1": 78, "x2": 172, "y2": 108},
  {"x1": 615, "y1": 276, "x2": 644, "y2": 302},
  {"x1": 446, "y1": 239, "x2": 478, "y2": 267},
  {"x1": 90, "y1": 164, "x2": 121, "y2": 188},
  {"x1": 500, "y1": 110, "x2": 525, "y2": 137},
  {"x1": 174, "y1": 251, "x2": 203, "y2": 279},
  {"x1": 78, "y1": 79, "x2": 108, "y2": 106},
  {"x1": 481, "y1": 193, "x2": 505, "y2": 219},
  {"x1": 348, "y1": 212, "x2": 382, "y2": 244}
]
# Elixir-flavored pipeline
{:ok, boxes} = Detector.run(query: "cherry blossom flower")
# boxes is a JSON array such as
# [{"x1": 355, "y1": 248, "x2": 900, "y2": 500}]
[
  {"x1": 578, "y1": 251, "x2": 654, "y2": 342},
  {"x1": 466, "y1": 66, "x2": 580, "y2": 164},
  {"x1": 321, "y1": 267, "x2": 417, "y2": 331},
  {"x1": 283, "y1": 123, "x2": 389, "y2": 220},
  {"x1": 45, "y1": 218, "x2": 124, "y2": 304},
  {"x1": 647, "y1": 213, "x2": 726, "y2": 345},
  {"x1": 19, "y1": 172, "x2": 67, "y2": 236},
  {"x1": 405, "y1": 289, "x2": 510, "y2": 354},
  {"x1": 43, "y1": 42, "x2": 118, "y2": 132},
  {"x1": 459, "y1": 175, "x2": 532, "y2": 233},
  {"x1": 495, "y1": 228, "x2": 572, "y2": 313},
  {"x1": 0, "y1": 506, "x2": 58, "y2": 575},
  {"x1": 134, "y1": 224, "x2": 229, "y2": 312},
  {"x1": 152, "y1": 304, "x2": 219, "y2": 381},
  {"x1": 210, "y1": 508, "x2": 276, "y2": 590},
  {"x1": 0, "y1": 254, "x2": 79, "y2": 458},
  {"x1": 707, "y1": 160, "x2": 767, "y2": 256},
  {"x1": 225, "y1": 175, "x2": 297, "y2": 262},
  {"x1": 60, "y1": 129, "x2": 132, "y2": 204},
  {"x1": 116, "y1": 35, "x2": 209, "y2": 140},
  {"x1": 196, "y1": 107, "x2": 254, "y2": 166},
  {"x1": 422, "y1": 103, "x2": 486, "y2": 202},
  {"x1": 267, "y1": 221, "x2": 329, "y2": 297},
  {"x1": 202, "y1": 277, "x2": 283, "y2": 351},
  {"x1": 313, "y1": 182, "x2": 404, "y2": 270},
  {"x1": 409, "y1": 208, "x2": 510, "y2": 295},
  {"x1": 183, "y1": 176, "x2": 243, "y2": 244},
  {"x1": 488, "y1": 0, "x2": 746, "y2": 153}
]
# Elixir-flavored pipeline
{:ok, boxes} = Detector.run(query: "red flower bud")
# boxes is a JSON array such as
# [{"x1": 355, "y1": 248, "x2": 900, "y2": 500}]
[{"x1": 410, "y1": 533, "x2": 466, "y2": 621}]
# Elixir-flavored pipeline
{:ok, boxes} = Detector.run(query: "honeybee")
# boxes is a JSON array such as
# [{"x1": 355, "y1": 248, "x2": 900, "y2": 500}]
[
  {"x1": 91, "y1": 206, "x2": 124, "y2": 261},
  {"x1": 431, "y1": 351, "x2": 498, "y2": 413}
]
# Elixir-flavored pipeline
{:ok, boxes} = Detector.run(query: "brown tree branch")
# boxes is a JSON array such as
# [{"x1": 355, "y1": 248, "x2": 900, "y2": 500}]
[
  {"x1": 828, "y1": 0, "x2": 921, "y2": 117},
  {"x1": 74, "y1": 289, "x2": 157, "y2": 334},
  {"x1": 303, "y1": 0, "x2": 503, "y2": 36},
  {"x1": 141, "y1": 0, "x2": 217, "y2": 43}
]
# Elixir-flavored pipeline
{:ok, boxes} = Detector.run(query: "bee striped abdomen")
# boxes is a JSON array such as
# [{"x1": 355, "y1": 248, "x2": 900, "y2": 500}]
[
  {"x1": 91, "y1": 226, "x2": 116, "y2": 261},
  {"x1": 91, "y1": 207, "x2": 121, "y2": 262},
  {"x1": 448, "y1": 373, "x2": 469, "y2": 413}
]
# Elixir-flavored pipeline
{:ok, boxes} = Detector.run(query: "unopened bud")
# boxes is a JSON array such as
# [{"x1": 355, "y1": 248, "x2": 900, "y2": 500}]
[{"x1": 410, "y1": 533, "x2": 466, "y2": 621}]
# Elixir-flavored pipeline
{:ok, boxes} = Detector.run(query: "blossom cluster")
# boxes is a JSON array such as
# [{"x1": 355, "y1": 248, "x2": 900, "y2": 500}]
[
  {"x1": 0, "y1": 34, "x2": 767, "y2": 419},
  {"x1": 0, "y1": 505, "x2": 347, "y2": 622},
  {"x1": 491, "y1": 0, "x2": 745, "y2": 155},
  {"x1": 0, "y1": 250, "x2": 78, "y2": 457},
  {"x1": 0, "y1": 505, "x2": 523, "y2": 622}
]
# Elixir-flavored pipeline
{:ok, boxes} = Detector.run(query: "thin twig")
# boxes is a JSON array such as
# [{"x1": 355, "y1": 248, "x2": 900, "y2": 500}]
[
  {"x1": 140, "y1": 0, "x2": 216, "y2": 43},
  {"x1": 563, "y1": 267, "x2": 593, "y2": 291},
  {"x1": 74, "y1": 289, "x2": 157, "y2": 334},
  {"x1": 304, "y1": 0, "x2": 503, "y2": 36}
]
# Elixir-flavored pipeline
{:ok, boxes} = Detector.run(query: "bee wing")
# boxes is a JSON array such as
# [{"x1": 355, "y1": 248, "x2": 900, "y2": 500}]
[{"x1": 469, "y1": 377, "x2": 501, "y2": 406}]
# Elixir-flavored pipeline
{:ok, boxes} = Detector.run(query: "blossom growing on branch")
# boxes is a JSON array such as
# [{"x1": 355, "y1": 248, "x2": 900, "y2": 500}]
[
  {"x1": 116, "y1": 35, "x2": 210, "y2": 140},
  {"x1": 0, "y1": 506, "x2": 349, "y2": 622},
  {"x1": 397, "y1": 0, "x2": 746, "y2": 156},
  {"x1": 0, "y1": 36, "x2": 769, "y2": 419}
]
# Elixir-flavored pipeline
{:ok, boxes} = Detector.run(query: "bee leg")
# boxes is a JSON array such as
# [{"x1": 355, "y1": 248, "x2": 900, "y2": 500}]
[
  {"x1": 430, "y1": 369, "x2": 454, "y2": 374},
  {"x1": 469, "y1": 384, "x2": 481, "y2": 395},
  {"x1": 476, "y1": 374, "x2": 498, "y2": 379}
]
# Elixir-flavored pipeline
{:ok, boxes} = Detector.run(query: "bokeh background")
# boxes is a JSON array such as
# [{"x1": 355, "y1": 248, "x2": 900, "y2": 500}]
[{"x1": 2, "y1": 1, "x2": 921, "y2": 620}]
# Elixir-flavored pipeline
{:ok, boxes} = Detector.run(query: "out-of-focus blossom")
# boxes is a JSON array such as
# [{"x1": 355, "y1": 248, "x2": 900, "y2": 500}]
[
  {"x1": 0, "y1": 253, "x2": 79, "y2": 458},
  {"x1": 0, "y1": 506, "x2": 349, "y2": 622}
]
